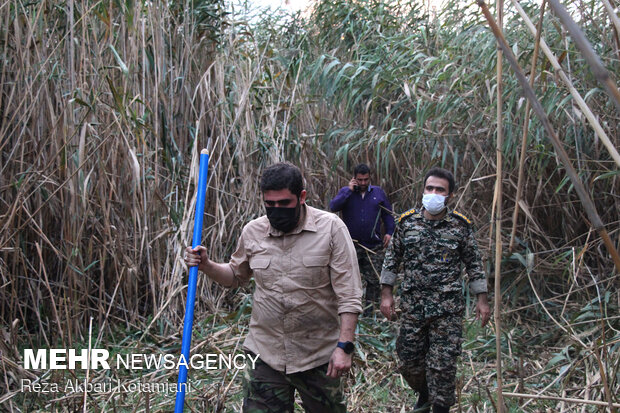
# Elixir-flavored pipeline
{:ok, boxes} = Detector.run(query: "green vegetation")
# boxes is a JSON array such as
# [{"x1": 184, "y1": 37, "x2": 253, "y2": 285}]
[{"x1": 1, "y1": 0, "x2": 618, "y2": 411}]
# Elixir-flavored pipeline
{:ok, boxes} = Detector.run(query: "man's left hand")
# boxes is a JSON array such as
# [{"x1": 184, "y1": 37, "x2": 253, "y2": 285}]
[
  {"x1": 382, "y1": 234, "x2": 392, "y2": 249},
  {"x1": 326, "y1": 348, "x2": 352, "y2": 378},
  {"x1": 475, "y1": 293, "x2": 491, "y2": 327}
]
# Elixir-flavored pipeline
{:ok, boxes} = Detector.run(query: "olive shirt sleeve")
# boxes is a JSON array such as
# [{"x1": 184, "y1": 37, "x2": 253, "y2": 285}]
[
  {"x1": 228, "y1": 225, "x2": 253, "y2": 288},
  {"x1": 461, "y1": 224, "x2": 487, "y2": 295},
  {"x1": 379, "y1": 220, "x2": 404, "y2": 286},
  {"x1": 329, "y1": 220, "x2": 363, "y2": 315}
]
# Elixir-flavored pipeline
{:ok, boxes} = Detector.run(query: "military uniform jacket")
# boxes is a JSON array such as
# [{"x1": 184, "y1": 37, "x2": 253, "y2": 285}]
[{"x1": 380, "y1": 208, "x2": 487, "y2": 320}]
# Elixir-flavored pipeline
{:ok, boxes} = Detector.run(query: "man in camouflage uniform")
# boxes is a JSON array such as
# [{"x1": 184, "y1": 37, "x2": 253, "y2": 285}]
[{"x1": 380, "y1": 167, "x2": 490, "y2": 413}]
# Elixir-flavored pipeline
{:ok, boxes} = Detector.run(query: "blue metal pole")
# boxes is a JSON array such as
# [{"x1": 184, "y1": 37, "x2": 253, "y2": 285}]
[{"x1": 174, "y1": 149, "x2": 209, "y2": 412}]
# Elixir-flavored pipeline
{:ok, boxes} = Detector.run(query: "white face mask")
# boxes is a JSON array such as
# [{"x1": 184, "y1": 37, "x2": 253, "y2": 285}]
[{"x1": 422, "y1": 193, "x2": 447, "y2": 215}]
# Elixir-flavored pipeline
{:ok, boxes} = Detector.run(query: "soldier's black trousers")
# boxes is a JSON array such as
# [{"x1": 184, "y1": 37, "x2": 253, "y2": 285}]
[
  {"x1": 396, "y1": 313, "x2": 463, "y2": 407},
  {"x1": 242, "y1": 354, "x2": 346, "y2": 413}
]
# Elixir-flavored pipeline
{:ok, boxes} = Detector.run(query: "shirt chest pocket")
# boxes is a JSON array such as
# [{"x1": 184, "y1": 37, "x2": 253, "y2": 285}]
[
  {"x1": 437, "y1": 237, "x2": 460, "y2": 263},
  {"x1": 402, "y1": 230, "x2": 423, "y2": 261},
  {"x1": 249, "y1": 257, "x2": 274, "y2": 289},
  {"x1": 300, "y1": 255, "x2": 331, "y2": 288}
]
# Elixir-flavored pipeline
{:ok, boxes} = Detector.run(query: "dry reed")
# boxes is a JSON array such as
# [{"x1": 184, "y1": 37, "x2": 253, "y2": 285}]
[{"x1": 0, "y1": 0, "x2": 618, "y2": 411}]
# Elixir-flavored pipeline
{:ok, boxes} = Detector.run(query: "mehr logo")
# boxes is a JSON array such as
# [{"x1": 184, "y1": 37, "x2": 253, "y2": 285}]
[{"x1": 24, "y1": 349, "x2": 110, "y2": 370}]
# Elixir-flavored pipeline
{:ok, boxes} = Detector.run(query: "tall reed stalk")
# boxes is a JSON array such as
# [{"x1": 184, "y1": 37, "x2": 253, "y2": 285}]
[{"x1": 0, "y1": 0, "x2": 618, "y2": 410}]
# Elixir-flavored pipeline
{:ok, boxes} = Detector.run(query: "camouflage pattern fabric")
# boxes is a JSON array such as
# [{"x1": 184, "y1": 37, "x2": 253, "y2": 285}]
[
  {"x1": 380, "y1": 208, "x2": 487, "y2": 407},
  {"x1": 380, "y1": 209, "x2": 487, "y2": 319},
  {"x1": 242, "y1": 354, "x2": 346, "y2": 413},
  {"x1": 355, "y1": 244, "x2": 384, "y2": 312},
  {"x1": 396, "y1": 313, "x2": 463, "y2": 407}
]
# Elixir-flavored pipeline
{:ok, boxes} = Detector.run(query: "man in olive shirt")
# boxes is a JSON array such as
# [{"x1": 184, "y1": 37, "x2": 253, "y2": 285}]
[{"x1": 185, "y1": 162, "x2": 362, "y2": 412}]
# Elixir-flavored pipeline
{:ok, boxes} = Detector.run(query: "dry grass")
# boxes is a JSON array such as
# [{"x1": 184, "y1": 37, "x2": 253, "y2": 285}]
[{"x1": 0, "y1": 0, "x2": 618, "y2": 411}]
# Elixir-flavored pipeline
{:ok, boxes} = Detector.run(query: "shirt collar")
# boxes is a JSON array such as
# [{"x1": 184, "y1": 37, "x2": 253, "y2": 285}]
[
  {"x1": 266, "y1": 204, "x2": 317, "y2": 237},
  {"x1": 356, "y1": 185, "x2": 372, "y2": 195}
]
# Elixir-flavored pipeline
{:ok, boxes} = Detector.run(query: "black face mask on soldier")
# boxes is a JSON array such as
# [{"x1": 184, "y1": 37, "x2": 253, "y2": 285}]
[{"x1": 265, "y1": 200, "x2": 300, "y2": 233}]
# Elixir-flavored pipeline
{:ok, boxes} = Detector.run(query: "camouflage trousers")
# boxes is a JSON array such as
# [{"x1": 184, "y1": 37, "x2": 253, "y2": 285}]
[
  {"x1": 396, "y1": 313, "x2": 463, "y2": 407},
  {"x1": 355, "y1": 244, "x2": 384, "y2": 313},
  {"x1": 242, "y1": 354, "x2": 346, "y2": 413}
]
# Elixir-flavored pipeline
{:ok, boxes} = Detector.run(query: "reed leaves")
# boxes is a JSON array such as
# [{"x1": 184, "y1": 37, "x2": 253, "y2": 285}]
[{"x1": 0, "y1": 0, "x2": 618, "y2": 410}]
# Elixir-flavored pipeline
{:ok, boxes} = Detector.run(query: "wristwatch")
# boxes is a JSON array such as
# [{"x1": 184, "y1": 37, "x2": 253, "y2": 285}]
[{"x1": 337, "y1": 341, "x2": 355, "y2": 354}]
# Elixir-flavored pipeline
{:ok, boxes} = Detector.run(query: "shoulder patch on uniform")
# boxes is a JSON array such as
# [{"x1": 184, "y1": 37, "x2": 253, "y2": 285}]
[
  {"x1": 451, "y1": 210, "x2": 472, "y2": 225},
  {"x1": 398, "y1": 208, "x2": 416, "y2": 223}
]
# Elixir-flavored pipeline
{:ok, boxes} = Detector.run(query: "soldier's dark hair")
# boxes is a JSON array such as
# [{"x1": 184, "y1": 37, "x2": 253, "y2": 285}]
[
  {"x1": 260, "y1": 162, "x2": 304, "y2": 196},
  {"x1": 353, "y1": 163, "x2": 371, "y2": 176},
  {"x1": 424, "y1": 167, "x2": 456, "y2": 194}
]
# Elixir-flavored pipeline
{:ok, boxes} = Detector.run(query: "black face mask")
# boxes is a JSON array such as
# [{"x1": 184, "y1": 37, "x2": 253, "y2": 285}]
[{"x1": 266, "y1": 204, "x2": 300, "y2": 233}]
